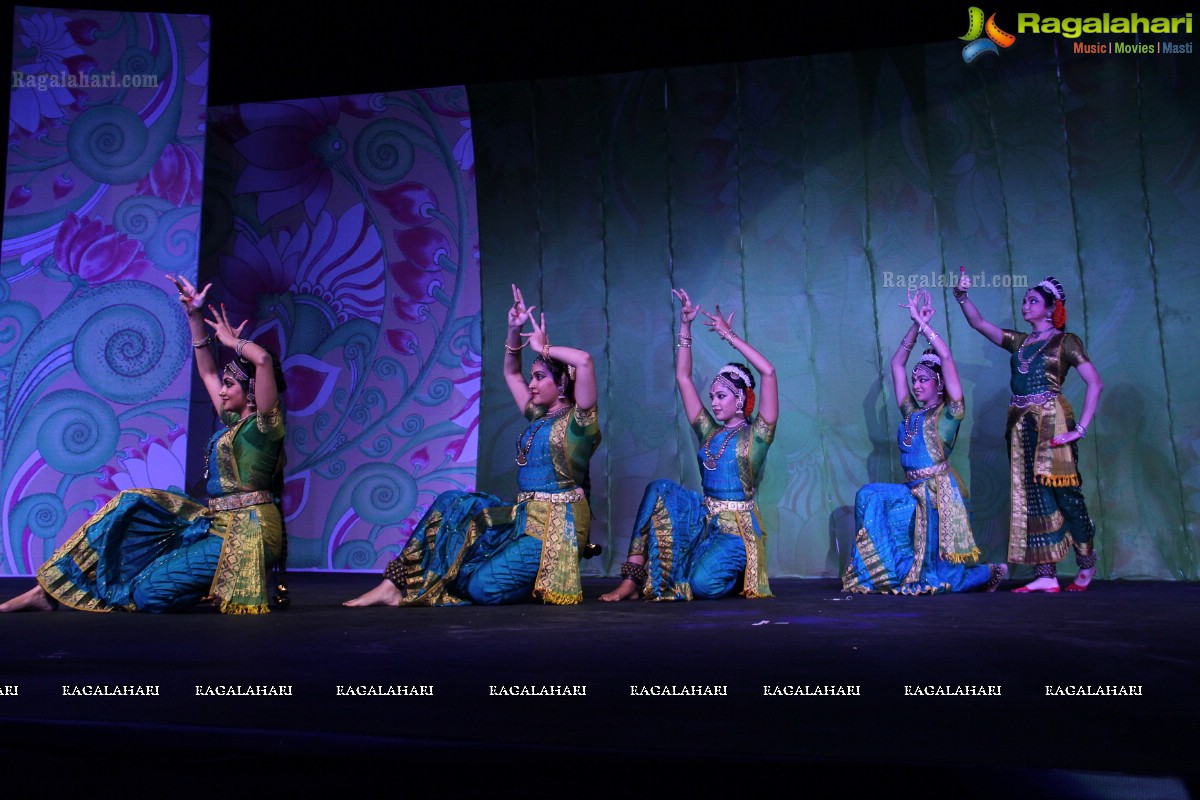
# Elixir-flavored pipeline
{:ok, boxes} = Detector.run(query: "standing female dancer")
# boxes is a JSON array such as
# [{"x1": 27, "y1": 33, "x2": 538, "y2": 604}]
[
  {"x1": 344, "y1": 285, "x2": 600, "y2": 606},
  {"x1": 842, "y1": 290, "x2": 1006, "y2": 594},
  {"x1": 955, "y1": 272, "x2": 1103, "y2": 592},
  {"x1": 1, "y1": 277, "x2": 287, "y2": 614},
  {"x1": 600, "y1": 288, "x2": 777, "y2": 601}
]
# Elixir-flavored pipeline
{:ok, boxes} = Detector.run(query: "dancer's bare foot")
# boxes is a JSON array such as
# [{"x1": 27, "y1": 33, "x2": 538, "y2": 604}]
[
  {"x1": 343, "y1": 580, "x2": 403, "y2": 607},
  {"x1": 599, "y1": 580, "x2": 640, "y2": 602},
  {"x1": 1011, "y1": 575, "x2": 1060, "y2": 593},
  {"x1": 0, "y1": 585, "x2": 57, "y2": 612},
  {"x1": 1065, "y1": 566, "x2": 1096, "y2": 592}
]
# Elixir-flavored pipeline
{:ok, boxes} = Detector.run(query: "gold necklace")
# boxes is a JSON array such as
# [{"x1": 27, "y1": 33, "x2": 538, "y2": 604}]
[
  {"x1": 702, "y1": 420, "x2": 746, "y2": 470},
  {"x1": 515, "y1": 406, "x2": 569, "y2": 466},
  {"x1": 902, "y1": 409, "x2": 922, "y2": 447},
  {"x1": 1017, "y1": 329, "x2": 1055, "y2": 374}
]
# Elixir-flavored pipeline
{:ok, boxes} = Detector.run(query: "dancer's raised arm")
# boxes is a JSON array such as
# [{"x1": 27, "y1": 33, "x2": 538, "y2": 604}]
[{"x1": 700, "y1": 302, "x2": 778, "y2": 425}]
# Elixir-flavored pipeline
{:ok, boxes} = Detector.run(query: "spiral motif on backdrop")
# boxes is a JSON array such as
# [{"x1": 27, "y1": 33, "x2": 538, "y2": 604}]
[
  {"x1": 354, "y1": 119, "x2": 416, "y2": 184},
  {"x1": 348, "y1": 462, "x2": 418, "y2": 525},
  {"x1": 66, "y1": 104, "x2": 158, "y2": 185},
  {"x1": 71, "y1": 283, "x2": 188, "y2": 404},
  {"x1": 117, "y1": 46, "x2": 159, "y2": 81},
  {"x1": 114, "y1": 195, "x2": 167, "y2": 240},
  {"x1": 34, "y1": 390, "x2": 121, "y2": 475},
  {"x1": 0, "y1": 302, "x2": 41, "y2": 367},
  {"x1": 332, "y1": 539, "x2": 380, "y2": 570},
  {"x1": 112, "y1": 197, "x2": 200, "y2": 272},
  {"x1": 12, "y1": 494, "x2": 67, "y2": 540}
]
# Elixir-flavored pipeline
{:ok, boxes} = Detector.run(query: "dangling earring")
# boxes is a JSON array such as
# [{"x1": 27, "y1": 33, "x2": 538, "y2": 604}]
[{"x1": 557, "y1": 381, "x2": 566, "y2": 399}]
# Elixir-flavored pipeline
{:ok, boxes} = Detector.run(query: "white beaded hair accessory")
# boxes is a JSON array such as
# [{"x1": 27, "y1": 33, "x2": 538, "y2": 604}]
[
  {"x1": 718, "y1": 364, "x2": 753, "y2": 387},
  {"x1": 1038, "y1": 277, "x2": 1064, "y2": 301}
]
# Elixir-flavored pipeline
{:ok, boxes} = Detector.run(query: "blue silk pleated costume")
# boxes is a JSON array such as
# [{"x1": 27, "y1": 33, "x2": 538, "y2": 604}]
[
  {"x1": 389, "y1": 404, "x2": 600, "y2": 605},
  {"x1": 843, "y1": 399, "x2": 988, "y2": 595},
  {"x1": 627, "y1": 410, "x2": 774, "y2": 600},
  {"x1": 36, "y1": 407, "x2": 285, "y2": 613}
]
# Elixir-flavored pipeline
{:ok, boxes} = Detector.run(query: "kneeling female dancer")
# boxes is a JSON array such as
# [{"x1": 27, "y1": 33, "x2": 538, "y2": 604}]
[
  {"x1": 345, "y1": 285, "x2": 599, "y2": 606},
  {"x1": 1, "y1": 277, "x2": 287, "y2": 614},
  {"x1": 842, "y1": 290, "x2": 1007, "y2": 594},
  {"x1": 601, "y1": 288, "x2": 777, "y2": 601}
]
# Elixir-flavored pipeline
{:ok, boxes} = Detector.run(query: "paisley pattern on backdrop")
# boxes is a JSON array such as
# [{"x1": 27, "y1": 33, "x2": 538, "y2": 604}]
[
  {"x1": 204, "y1": 88, "x2": 481, "y2": 570},
  {"x1": 2, "y1": 9, "x2": 210, "y2": 575}
]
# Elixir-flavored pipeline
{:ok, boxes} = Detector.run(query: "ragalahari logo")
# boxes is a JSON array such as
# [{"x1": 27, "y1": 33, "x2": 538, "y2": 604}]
[{"x1": 960, "y1": 7, "x2": 1017, "y2": 62}]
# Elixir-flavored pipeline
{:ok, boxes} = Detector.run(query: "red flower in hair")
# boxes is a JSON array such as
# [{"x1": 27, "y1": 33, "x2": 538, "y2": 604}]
[
  {"x1": 1052, "y1": 301, "x2": 1066, "y2": 330},
  {"x1": 744, "y1": 387, "x2": 756, "y2": 417}
]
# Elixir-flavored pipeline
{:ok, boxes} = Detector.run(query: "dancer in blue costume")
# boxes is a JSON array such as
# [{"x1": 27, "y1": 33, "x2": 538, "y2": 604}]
[
  {"x1": 843, "y1": 289, "x2": 1007, "y2": 595},
  {"x1": 601, "y1": 288, "x2": 777, "y2": 602},
  {"x1": 0, "y1": 277, "x2": 286, "y2": 614},
  {"x1": 345, "y1": 284, "x2": 600, "y2": 607},
  {"x1": 955, "y1": 272, "x2": 1103, "y2": 593}
]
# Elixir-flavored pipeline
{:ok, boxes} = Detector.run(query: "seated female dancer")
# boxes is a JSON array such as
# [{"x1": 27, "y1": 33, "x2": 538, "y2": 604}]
[
  {"x1": 842, "y1": 289, "x2": 1007, "y2": 594},
  {"x1": 0, "y1": 277, "x2": 287, "y2": 614},
  {"x1": 344, "y1": 285, "x2": 599, "y2": 606},
  {"x1": 600, "y1": 288, "x2": 777, "y2": 602},
  {"x1": 955, "y1": 272, "x2": 1103, "y2": 592}
]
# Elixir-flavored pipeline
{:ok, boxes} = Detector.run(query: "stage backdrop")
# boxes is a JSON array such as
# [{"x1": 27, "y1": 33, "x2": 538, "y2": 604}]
[
  {"x1": 203, "y1": 89, "x2": 480, "y2": 570},
  {"x1": 2, "y1": 8, "x2": 209, "y2": 575},
  {"x1": 470, "y1": 40, "x2": 1199, "y2": 580}
]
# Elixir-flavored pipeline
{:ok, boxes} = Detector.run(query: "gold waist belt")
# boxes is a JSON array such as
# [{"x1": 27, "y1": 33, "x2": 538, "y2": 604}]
[
  {"x1": 208, "y1": 490, "x2": 274, "y2": 512},
  {"x1": 703, "y1": 496, "x2": 757, "y2": 513},
  {"x1": 905, "y1": 462, "x2": 949, "y2": 481},
  {"x1": 1010, "y1": 390, "x2": 1057, "y2": 408},
  {"x1": 516, "y1": 487, "x2": 585, "y2": 504}
]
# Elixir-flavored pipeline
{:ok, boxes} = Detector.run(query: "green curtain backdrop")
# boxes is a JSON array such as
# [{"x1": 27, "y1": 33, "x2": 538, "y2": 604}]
[{"x1": 470, "y1": 39, "x2": 1199, "y2": 581}]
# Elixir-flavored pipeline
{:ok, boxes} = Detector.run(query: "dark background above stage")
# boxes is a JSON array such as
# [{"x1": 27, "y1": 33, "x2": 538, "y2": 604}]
[
  {"x1": 2, "y1": 2, "x2": 1141, "y2": 103},
  {"x1": 8, "y1": 3, "x2": 1196, "y2": 104}
]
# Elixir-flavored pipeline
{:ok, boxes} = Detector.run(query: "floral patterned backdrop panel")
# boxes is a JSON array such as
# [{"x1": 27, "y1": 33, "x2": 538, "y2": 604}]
[
  {"x1": 203, "y1": 89, "x2": 480, "y2": 570},
  {"x1": 2, "y1": 8, "x2": 209, "y2": 576}
]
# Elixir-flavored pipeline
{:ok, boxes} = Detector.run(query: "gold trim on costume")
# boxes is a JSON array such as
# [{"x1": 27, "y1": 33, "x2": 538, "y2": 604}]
[
  {"x1": 572, "y1": 405, "x2": 598, "y2": 428},
  {"x1": 905, "y1": 463, "x2": 948, "y2": 481},
  {"x1": 208, "y1": 490, "x2": 273, "y2": 512},
  {"x1": 702, "y1": 497, "x2": 757, "y2": 513},
  {"x1": 647, "y1": 497, "x2": 675, "y2": 599},
  {"x1": 516, "y1": 487, "x2": 585, "y2": 504},
  {"x1": 842, "y1": 527, "x2": 893, "y2": 592}
]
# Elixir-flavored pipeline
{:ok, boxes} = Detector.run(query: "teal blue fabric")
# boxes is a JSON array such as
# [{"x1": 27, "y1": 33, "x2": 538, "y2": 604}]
[
  {"x1": 630, "y1": 415, "x2": 769, "y2": 600},
  {"x1": 844, "y1": 406, "x2": 990, "y2": 594},
  {"x1": 41, "y1": 490, "x2": 214, "y2": 611},
  {"x1": 38, "y1": 417, "x2": 284, "y2": 613},
  {"x1": 393, "y1": 406, "x2": 598, "y2": 605}
]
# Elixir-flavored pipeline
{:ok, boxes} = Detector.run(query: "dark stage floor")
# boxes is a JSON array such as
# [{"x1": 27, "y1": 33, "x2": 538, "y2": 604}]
[{"x1": 1, "y1": 575, "x2": 1197, "y2": 797}]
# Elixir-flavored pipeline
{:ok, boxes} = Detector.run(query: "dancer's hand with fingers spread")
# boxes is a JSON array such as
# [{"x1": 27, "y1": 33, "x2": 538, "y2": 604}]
[
  {"x1": 509, "y1": 284, "x2": 536, "y2": 330},
  {"x1": 170, "y1": 274, "x2": 211, "y2": 314},
  {"x1": 673, "y1": 288, "x2": 701, "y2": 324},
  {"x1": 205, "y1": 303, "x2": 248, "y2": 349}
]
